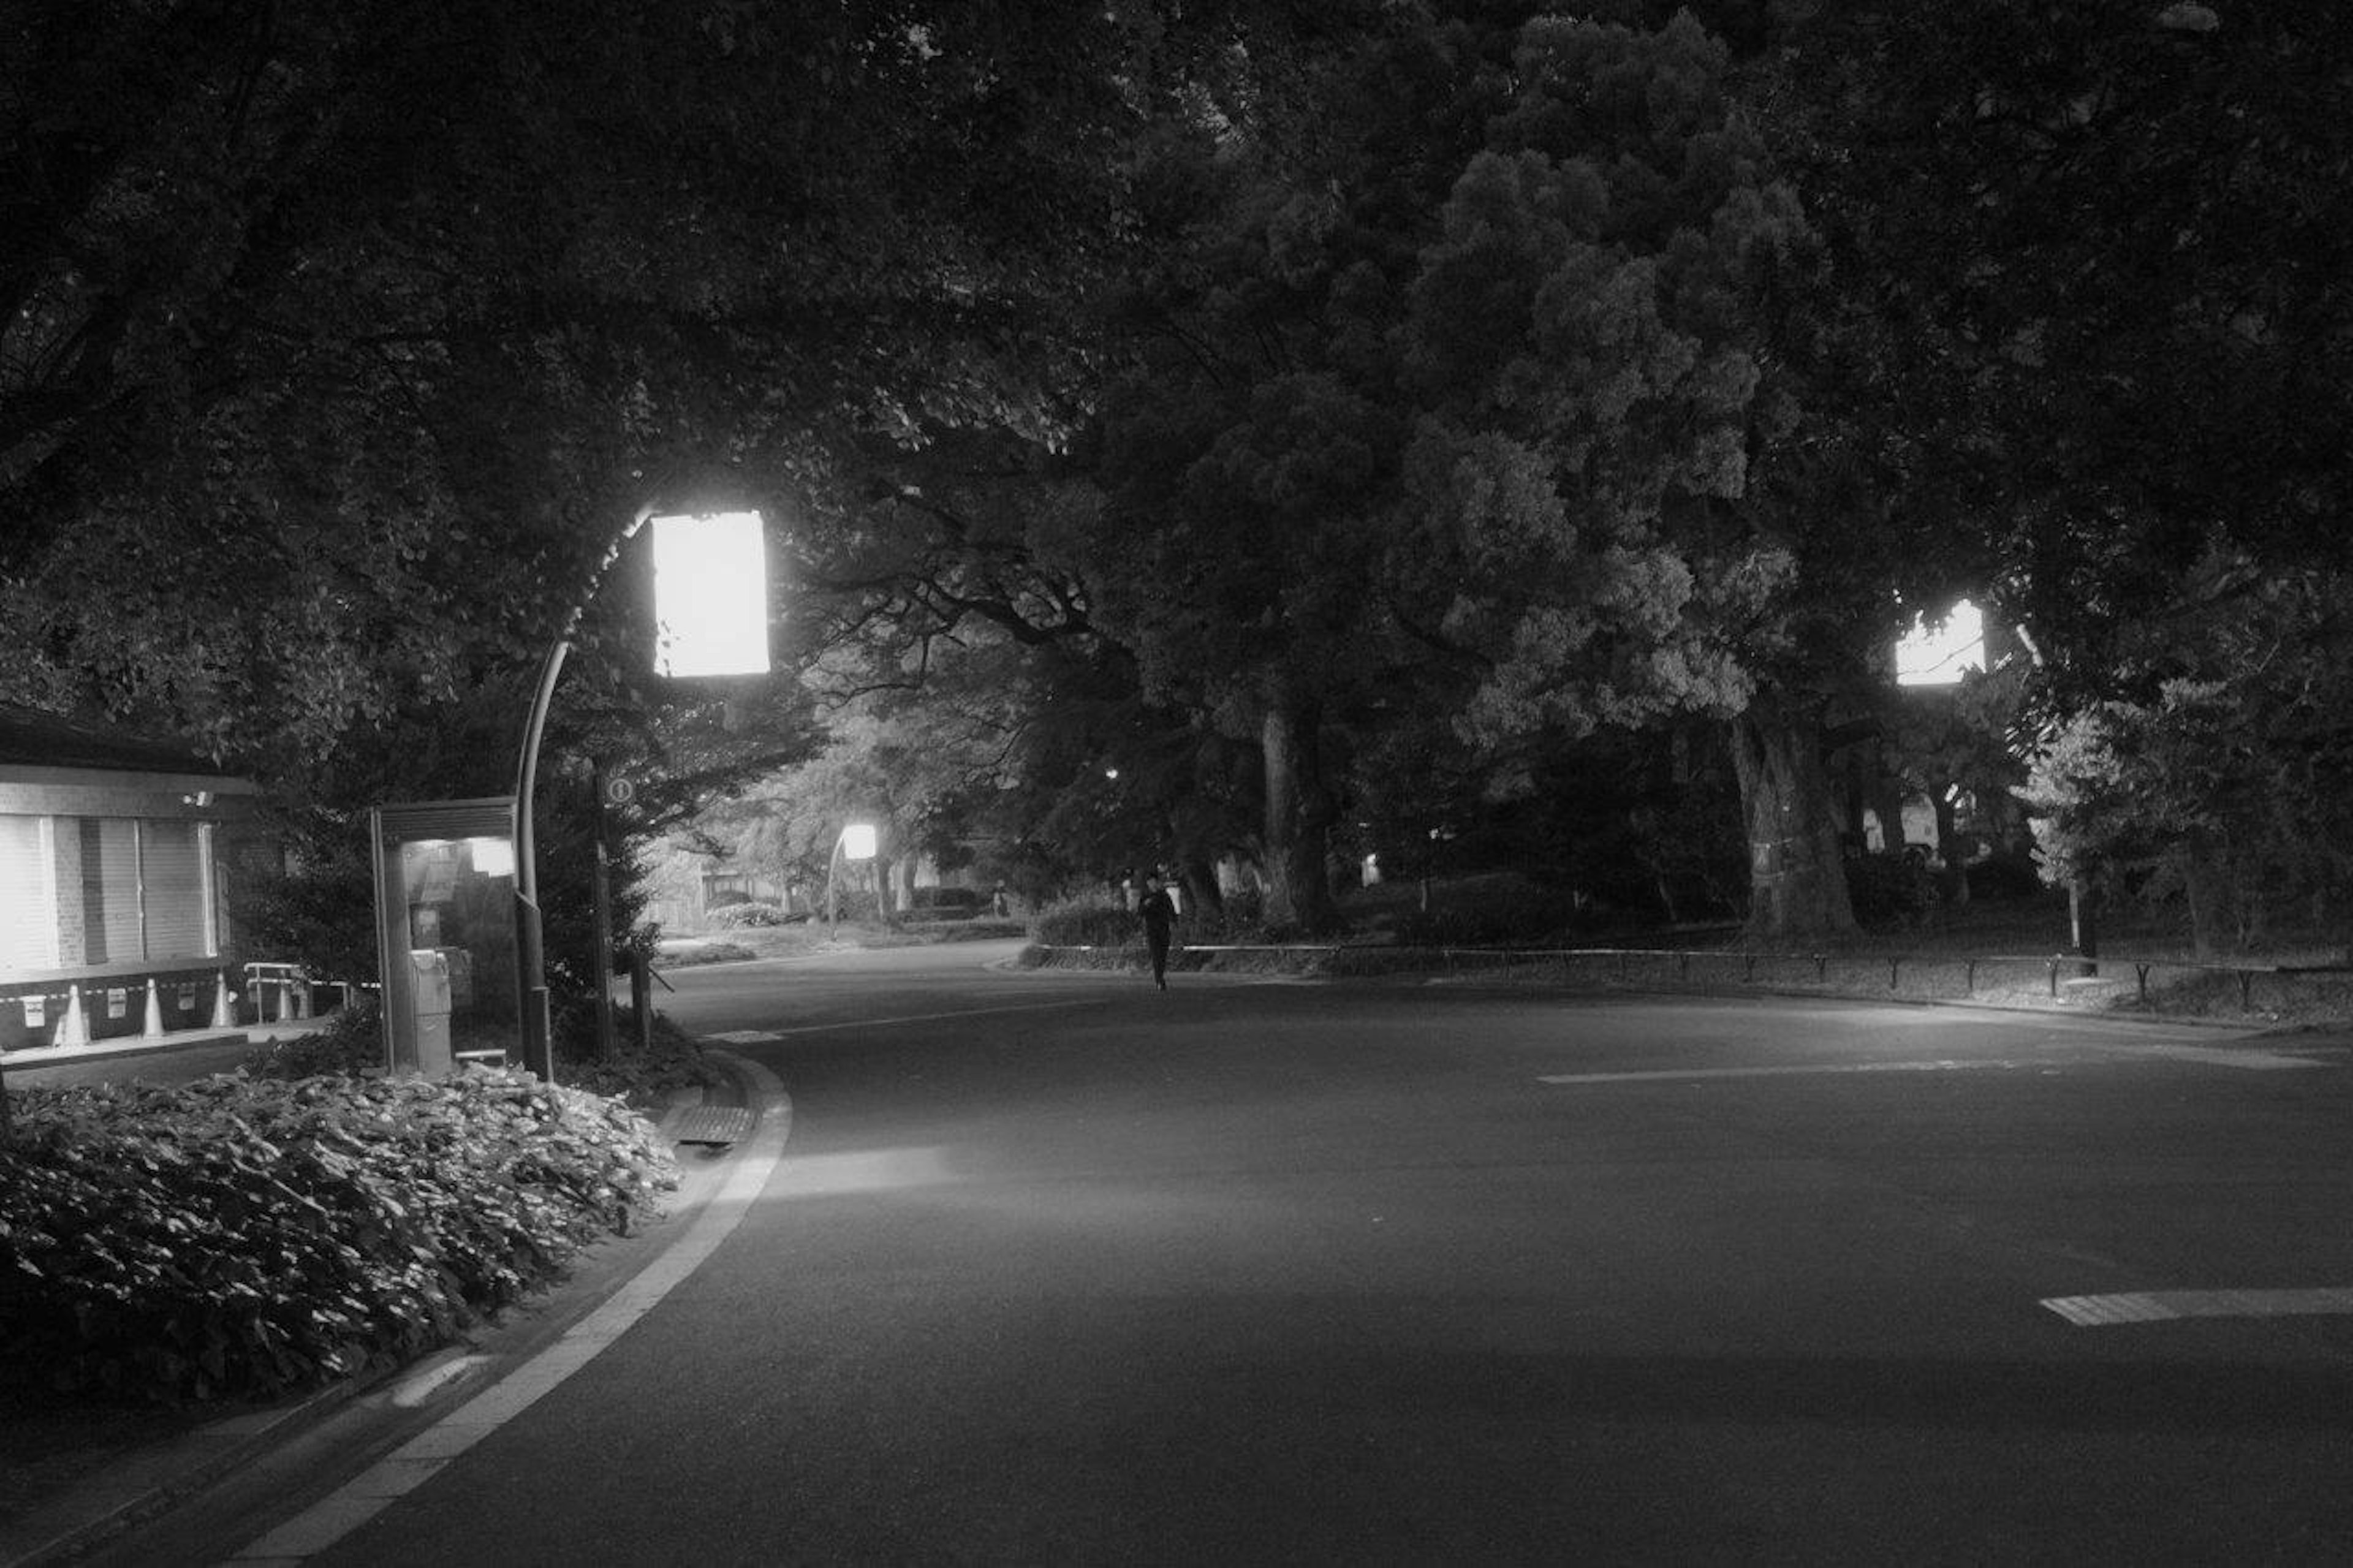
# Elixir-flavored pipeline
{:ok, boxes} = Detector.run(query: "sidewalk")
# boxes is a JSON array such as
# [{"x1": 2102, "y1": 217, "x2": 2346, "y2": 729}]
[{"x1": 0, "y1": 1059, "x2": 759, "y2": 1568}]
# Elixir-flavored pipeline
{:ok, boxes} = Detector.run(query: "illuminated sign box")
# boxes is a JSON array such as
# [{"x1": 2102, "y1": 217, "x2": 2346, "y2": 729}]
[{"x1": 651, "y1": 511, "x2": 771, "y2": 678}]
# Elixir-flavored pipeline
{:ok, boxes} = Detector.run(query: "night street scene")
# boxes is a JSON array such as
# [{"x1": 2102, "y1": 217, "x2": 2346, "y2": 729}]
[{"x1": 7, "y1": 3, "x2": 2353, "y2": 1564}]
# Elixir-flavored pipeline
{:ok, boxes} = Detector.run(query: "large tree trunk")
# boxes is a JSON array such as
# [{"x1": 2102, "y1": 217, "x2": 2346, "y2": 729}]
[
  {"x1": 1730, "y1": 706, "x2": 1857, "y2": 939},
  {"x1": 1260, "y1": 694, "x2": 1336, "y2": 933},
  {"x1": 1178, "y1": 858, "x2": 1224, "y2": 920},
  {"x1": 1930, "y1": 789, "x2": 1970, "y2": 907}
]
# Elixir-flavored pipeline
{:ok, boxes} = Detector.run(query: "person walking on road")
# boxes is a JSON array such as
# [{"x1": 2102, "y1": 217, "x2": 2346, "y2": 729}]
[{"x1": 1138, "y1": 871, "x2": 1177, "y2": 990}]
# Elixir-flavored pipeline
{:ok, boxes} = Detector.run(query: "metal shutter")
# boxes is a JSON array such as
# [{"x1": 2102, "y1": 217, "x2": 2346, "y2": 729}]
[
  {"x1": 0, "y1": 815, "x2": 56, "y2": 971},
  {"x1": 86, "y1": 817, "x2": 142, "y2": 963},
  {"x1": 141, "y1": 819, "x2": 212, "y2": 960}
]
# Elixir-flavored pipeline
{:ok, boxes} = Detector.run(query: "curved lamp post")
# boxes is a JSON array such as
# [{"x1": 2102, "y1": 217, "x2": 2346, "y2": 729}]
[
  {"x1": 512, "y1": 507, "x2": 770, "y2": 1080},
  {"x1": 824, "y1": 821, "x2": 879, "y2": 935}
]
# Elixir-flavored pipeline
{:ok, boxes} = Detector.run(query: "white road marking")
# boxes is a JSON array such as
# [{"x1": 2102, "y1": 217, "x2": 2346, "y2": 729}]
[
  {"x1": 223, "y1": 1051, "x2": 791, "y2": 1564},
  {"x1": 756, "y1": 999, "x2": 1097, "y2": 1036},
  {"x1": 706, "y1": 1029, "x2": 782, "y2": 1043},
  {"x1": 2042, "y1": 1288, "x2": 2353, "y2": 1327},
  {"x1": 2089, "y1": 1042, "x2": 2326, "y2": 1072},
  {"x1": 1539, "y1": 1060, "x2": 2026, "y2": 1085},
  {"x1": 1540, "y1": 1042, "x2": 2328, "y2": 1086}
]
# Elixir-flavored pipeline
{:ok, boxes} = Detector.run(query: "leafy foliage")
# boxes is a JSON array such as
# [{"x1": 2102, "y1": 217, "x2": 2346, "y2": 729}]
[
  {"x1": 1390, "y1": 883, "x2": 1582, "y2": 948},
  {"x1": 2018, "y1": 565, "x2": 2353, "y2": 955},
  {"x1": 0, "y1": 1071, "x2": 676, "y2": 1404},
  {"x1": 705, "y1": 903, "x2": 792, "y2": 930},
  {"x1": 550, "y1": 1001, "x2": 718, "y2": 1100},
  {"x1": 1772, "y1": 2, "x2": 2353, "y2": 700},
  {"x1": 240, "y1": 1002, "x2": 385, "y2": 1080},
  {"x1": 1841, "y1": 850, "x2": 1941, "y2": 932},
  {"x1": 1031, "y1": 897, "x2": 1145, "y2": 949}
]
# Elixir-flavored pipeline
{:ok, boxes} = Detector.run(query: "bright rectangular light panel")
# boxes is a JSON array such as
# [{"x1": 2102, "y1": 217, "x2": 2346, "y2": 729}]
[
  {"x1": 651, "y1": 510, "x2": 771, "y2": 678},
  {"x1": 1895, "y1": 599, "x2": 1985, "y2": 687}
]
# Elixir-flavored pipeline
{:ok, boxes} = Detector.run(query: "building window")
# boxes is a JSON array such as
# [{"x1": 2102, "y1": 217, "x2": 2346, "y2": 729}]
[
  {"x1": 0, "y1": 815, "x2": 58, "y2": 970},
  {"x1": 0, "y1": 814, "x2": 219, "y2": 972}
]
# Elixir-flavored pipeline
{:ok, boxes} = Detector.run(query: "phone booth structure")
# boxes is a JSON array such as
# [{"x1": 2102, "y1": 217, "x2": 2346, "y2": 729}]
[{"x1": 371, "y1": 798, "x2": 518, "y2": 1075}]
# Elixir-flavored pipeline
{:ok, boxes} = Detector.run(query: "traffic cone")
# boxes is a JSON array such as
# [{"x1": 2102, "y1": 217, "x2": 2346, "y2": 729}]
[
  {"x1": 56, "y1": 985, "x2": 88, "y2": 1048},
  {"x1": 143, "y1": 978, "x2": 165, "y2": 1040},
  {"x1": 211, "y1": 971, "x2": 236, "y2": 1029}
]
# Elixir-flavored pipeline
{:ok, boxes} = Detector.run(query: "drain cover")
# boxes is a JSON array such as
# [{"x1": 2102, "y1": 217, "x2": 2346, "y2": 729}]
[{"x1": 672, "y1": 1105, "x2": 755, "y2": 1146}]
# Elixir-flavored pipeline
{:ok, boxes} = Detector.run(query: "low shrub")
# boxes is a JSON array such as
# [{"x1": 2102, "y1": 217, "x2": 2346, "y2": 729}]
[
  {"x1": 0, "y1": 1070, "x2": 676, "y2": 1404},
  {"x1": 1032, "y1": 897, "x2": 1141, "y2": 949},
  {"x1": 241, "y1": 998, "x2": 384, "y2": 1079},
  {"x1": 653, "y1": 939, "x2": 757, "y2": 968},
  {"x1": 551, "y1": 999, "x2": 718, "y2": 1100},
  {"x1": 1965, "y1": 852, "x2": 2045, "y2": 901},
  {"x1": 1845, "y1": 850, "x2": 1941, "y2": 929},
  {"x1": 705, "y1": 902, "x2": 789, "y2": 928},
  {"x1": 1390, "y1": 883, "x2": 1578, "y2": 947}
]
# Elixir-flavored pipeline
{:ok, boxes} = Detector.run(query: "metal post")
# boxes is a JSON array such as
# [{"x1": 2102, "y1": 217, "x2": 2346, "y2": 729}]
[
  {"x1": 630, "y1": 950, "x2": 653, "y2": 1053},
  {"x1": 507, "y1": 498, "x2": 680, "y2": 1083},
  {"x1": 2069, "y1": 878, "x2": 2098, "y2": 977},
  {"x1": 513, "y1": 639, "x2": 570, "y2": 1083},
  {"x1": 590, "y1": 761, "x2": 617, "y2": 1061},
  {"x1": 825, "y1": 833, "x2": 841, "y2": 934}
]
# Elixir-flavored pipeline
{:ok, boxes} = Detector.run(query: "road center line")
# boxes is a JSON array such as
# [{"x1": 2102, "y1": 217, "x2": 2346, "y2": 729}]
[
  {"x1": 2042, "y1": 1288, "x2": 2353, "y2": 1326},
  {"x1": 757, "y1": 999, "x2": 1099, "y2": 1036},
  {"x1": 1540, "y1": 1042, "x2": 2330, "y2": 1085},
  {"x1": 1539, "y1": 1060, "x2": 2025, "y2": 1085}
]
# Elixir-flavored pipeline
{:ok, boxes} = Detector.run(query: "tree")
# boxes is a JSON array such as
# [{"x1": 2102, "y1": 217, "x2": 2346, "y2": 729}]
[
  {"x1": 1, "y1": 0, "x2": 1336, "y2": 753},
  {"x1": 6, "y1": 0, "x2": 1384, "y2": 994},
  {"x1": 1063, "y1": 12, "x2": 1816, "y2": 931},
  {"x1": 2021, "y1": 561, "x2": 2353, "y2": 958},
  {"x1": 1770, "y1": 2, "x2": 2353, "y2": 703}
]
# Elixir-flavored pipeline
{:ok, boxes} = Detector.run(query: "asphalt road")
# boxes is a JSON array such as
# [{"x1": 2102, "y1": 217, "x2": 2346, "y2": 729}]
[{"x1": 93, "y1": 944, "x2": 2353, "y2": 1564}]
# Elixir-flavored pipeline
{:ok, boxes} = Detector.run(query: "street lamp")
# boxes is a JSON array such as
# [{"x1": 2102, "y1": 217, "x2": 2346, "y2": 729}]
[
  {"x1": 512, "y1": 506, "x2": 770, "y2": 1080},
  {"x1": 825, "y1": 821, "x2": 879, "y2": 934}
]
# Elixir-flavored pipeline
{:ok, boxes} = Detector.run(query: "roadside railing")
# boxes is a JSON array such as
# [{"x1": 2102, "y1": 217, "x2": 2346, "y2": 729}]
[
  {"x1": 1036, "y1": 941, "x2": 2353, "y2": 1014},
  {"x1": 243, "y1": 963, "x2": 371, "y2": 1023},
  {"x1": 1403, "y1": 945, "x2": 2353, "y2": 1013}
]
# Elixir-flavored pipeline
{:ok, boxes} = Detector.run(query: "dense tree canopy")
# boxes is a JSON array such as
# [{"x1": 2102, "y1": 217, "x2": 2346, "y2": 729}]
[
  {"x1": 1774, "y1": 0, "x2": 2353, "y2": 698},
  {"x1": 0, "y1": 0, "x2": 1334, "y2": 757},
  {"x1": 1053, "y1": 10, "x2": 1814, "y2": 928},
  {"x1": 10, "y1": 1, "x2": 2349, "y2": 970}
]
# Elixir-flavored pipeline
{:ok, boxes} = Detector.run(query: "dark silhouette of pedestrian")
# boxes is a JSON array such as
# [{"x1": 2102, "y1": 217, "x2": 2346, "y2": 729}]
[{"x1": 1138, "y1": 872, "x2": 1176, "y2": 990}]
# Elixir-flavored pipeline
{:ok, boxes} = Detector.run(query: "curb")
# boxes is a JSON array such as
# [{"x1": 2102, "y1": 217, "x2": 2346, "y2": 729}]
[
  {"x1": 0, "y1": 1059, "x2": 767, "y2": 1568},
  {"x1": 1018, "y1": 942, "x2": 2305, "y2": 1033}
]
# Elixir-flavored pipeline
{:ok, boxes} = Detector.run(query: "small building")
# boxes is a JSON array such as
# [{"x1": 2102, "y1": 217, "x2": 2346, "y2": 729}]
[{"x1": 0, "y1": 704, "x2": 266, "y2": 1055}]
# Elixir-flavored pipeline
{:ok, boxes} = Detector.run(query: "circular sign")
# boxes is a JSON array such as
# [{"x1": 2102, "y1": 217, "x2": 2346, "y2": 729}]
[{"x1": 602, "y1": 775, "x2": 638, "y2": 808}]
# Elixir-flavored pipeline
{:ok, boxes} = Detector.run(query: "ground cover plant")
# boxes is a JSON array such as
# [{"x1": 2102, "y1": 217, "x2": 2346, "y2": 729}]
[{"x1": 0, "y1": 1070, "x2": 677, "y2": 1405}]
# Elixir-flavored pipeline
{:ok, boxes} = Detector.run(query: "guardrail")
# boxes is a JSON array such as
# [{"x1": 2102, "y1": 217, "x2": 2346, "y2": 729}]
[
  {"x1": 243, "y1": 964, "x2": 371, "y2": 1023},
  {"x1": 1409, "y1": 945, "x2": 2353, "y2": 1012},
  {"x1": 1038, "y1": 941, "x2": 2353, "y2": 1013}
]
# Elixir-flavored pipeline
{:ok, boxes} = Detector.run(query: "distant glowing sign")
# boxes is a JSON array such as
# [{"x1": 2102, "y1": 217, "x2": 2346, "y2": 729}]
[
  {"x1": 468, "y1": 836, "x2": 515, "y2": 879},
  {"x1": 1896, "y1": 599, "x2": 1985, "y2": 687},
  {"x1": 652, "y1": 511, "x2": 771, "y2": 678},
  {"x1": 841, "y1": 823, "x2": 878, "y2": 861}
]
